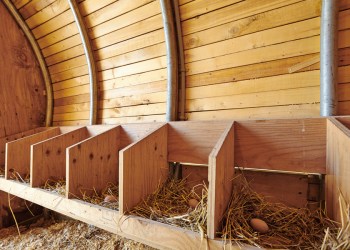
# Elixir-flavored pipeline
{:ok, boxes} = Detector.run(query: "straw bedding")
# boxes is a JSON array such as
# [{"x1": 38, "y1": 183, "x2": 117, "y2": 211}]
[
  {"x1": 0, "y1": 166, "x2": 4, "y2": 177},
  {"x1": 0, "y1": 218, "x2": 154, "y2": 250},
  {"x1": 130, "y1": 178, "x2": 208, "y2": 235},
  {"x1": 219, "y1": 174, "x2": 337, "y2": 249},
  {"x1": 79, "y1": 182, "x2": 119, "y2": 210},
  {"x1": 42, "y1": 180, "x2": 119, "y2": 210}
]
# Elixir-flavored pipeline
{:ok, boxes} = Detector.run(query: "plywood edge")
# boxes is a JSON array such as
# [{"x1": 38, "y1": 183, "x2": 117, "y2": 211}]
[
  {"x1": 30, "y1": 127, "x2": 90, "y2": 188},
  {"x1": 208, "y1": 121, "x2": 235, "y2": 239},
  {"x1": 66, "y1": 125, "x2": 121, "y2": 198},
  {"x1": 0, "y1": 178, "x2": 256, "y2": 250},
  {"x1": 86, "y1": 124, "x2": 120, "y2": 136},
  {"x1": 329, "y1": 117, "x2": 350, "y2": 136},
  {"x1": 119, "y1": 124, "x2": 168, "y2": 214}
]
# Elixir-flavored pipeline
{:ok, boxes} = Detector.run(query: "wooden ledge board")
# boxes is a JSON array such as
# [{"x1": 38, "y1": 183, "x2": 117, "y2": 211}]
[
  {"x1": 30, "y1": 127, "x2": 90, "y2": 188},
  {"x1": 208, "y1": 121, "x2": 235, "y2": 239},
  {"x1": 119, "y1": 124, "x2": 168, "y2": 214},
  {"x1": 66, "y1": 125, "x2": 120, "y2": 198},
  {"x1": 0, "y1": 178, "x2": 255, "y2": 250},
  {"x1": 326, "y1": 118, "x2": 350, "y2": 221},
  {"x1": 235, "y1": 118, "x2": 327, "y2": 174},
  {"x1": 168, "y1": 121, "x2": 234, "y2": 164},
  {"x1": 5, "y1": 128, "x2": 62, "y2": 179}
]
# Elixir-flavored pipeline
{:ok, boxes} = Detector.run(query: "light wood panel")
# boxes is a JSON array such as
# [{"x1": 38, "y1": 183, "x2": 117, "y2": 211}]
[
  {"x1": 185, "y1": 17, "x2": 320, "y2": 63},
  {"x1": 186, "y1": 36, "x2": 320, "y2": 76},
  {"x1": 326, "y1": 118, "x2": 350, "y2": 221},
  {"x1": 5, "y1": 128, "x2": 61, "y2": 179},
  {"x1": 119, "y1": 124, "x2": 168, "y2": 214},
  {"x1": 182, "y1": 0, "x2": 321, "y2": 50},
  {"x1": 208, "y1": 122, "x2": 234, "y2": 239},
  {"x1": 31, "y1": 127, "x2": 89, "y2": 188},
  {"x1": 67, "y1": 126, "x2": 120, "y2": 198},
  {"x1": 244, "y1": 170, "x2": 309, "y2": 208},
  {"x1": 0, "y1": 127, "x2": 47, "y2": 168},
  {"x1": 186, "y1": 104, "x2": 320, "y2": 121},
  {"x1": 235, "y1": 118, "x2": 327, "y2": 173},
  {"x1": 168, "y1": 121, "x2": 233, "y2": 164},
  {"x1": 181, "y1": 0, "x2": 303, "y2": 35}
]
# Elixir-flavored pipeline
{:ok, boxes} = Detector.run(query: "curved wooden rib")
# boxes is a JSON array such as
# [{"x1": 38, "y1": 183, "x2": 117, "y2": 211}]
[
  {"x1": 68, "y1": 0, "x2": 98, "y2": 125},
  {"x1": 2, "y1": 0, "x2": 53, "y2": 127}
]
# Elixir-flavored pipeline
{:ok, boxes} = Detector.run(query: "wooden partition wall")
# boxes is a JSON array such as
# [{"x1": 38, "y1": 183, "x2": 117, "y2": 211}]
[
  {"x1": 326, "y1": 117, "x2": 350, "y2": 221},
  {"x1": 119, "y1": 121, "x2": 235, "y2": 238},
  {"x1": 0, "y1": 118, "x2": 349, "y2": 249}
]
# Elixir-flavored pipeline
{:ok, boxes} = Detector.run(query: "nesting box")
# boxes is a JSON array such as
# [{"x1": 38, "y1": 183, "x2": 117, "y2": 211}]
[{"x1": 0, "y1": 117, "x2": 349, "y2": 249}]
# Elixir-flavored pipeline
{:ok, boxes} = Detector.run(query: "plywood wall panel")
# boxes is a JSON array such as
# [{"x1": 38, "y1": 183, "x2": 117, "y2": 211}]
[{"x1": 0, "y1": 1, "x2": 46, "y2": 136}]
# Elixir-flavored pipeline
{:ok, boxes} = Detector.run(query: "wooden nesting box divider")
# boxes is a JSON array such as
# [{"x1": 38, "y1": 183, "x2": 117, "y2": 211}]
[
  {"x1": 233, "y1": 118, "x2": 327, "y2": 210},
  {"x1": 235, "y1": 118, "x2": 327, "y2": 173},
  {"x1": 326, "y1": 117, "x2": 350, "y2": 221},
  {"x1": 67, "y1": 123, "x2": 165, "y2": 200},
  {"x1": 119, "y1": 120, "x2": 235, "y2": 239},
  {"x1": 1, "y1": 118, "x2": 350, "y2": 249},
  {"x1": 5, "y1": 127, "x2": 63, "y2": 180},
  {"x1": 30, "y1": 126, "x2": 89, "y2": 188},
  {"x1": 0, "y1": 127, "x2": 49, "y2": 172}
]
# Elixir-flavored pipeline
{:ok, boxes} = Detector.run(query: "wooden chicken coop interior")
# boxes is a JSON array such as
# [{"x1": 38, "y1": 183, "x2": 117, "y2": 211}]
[{"x1": 0, "y1": 0, "x2": 349, "y2": 249}]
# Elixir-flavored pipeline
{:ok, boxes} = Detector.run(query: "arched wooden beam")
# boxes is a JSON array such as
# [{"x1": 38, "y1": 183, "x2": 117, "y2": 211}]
[
  {"x1": 160, "y1": 0, "x2": 179, "y2": 122},
  {"x1": 3, "y1": 0, "x2": 53, "y2": 127},
  {"x1": 68, "y1": 0, "x2": 98, "y2": 125}
]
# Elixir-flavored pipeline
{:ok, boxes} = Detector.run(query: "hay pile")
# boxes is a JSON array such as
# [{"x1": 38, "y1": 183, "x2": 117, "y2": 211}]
[
  {"x1": 0, "y1": 166, "x2": 5, "y2": 177},
  {"x1": 321, "y1": 192, "x2": 350, "y2": 249},
  {"x1": 79, "y1": 182, "x2": 119, "y2": 210},
  {"x1": 130, "y1": 178, "x2": 208, "y2": 235},
  {"x1": 219, "y1": 175, "x2": 336, "y2": 249},
  {"x1": 43, "y1": 179, "x2": 66, "y2": 196},
  {"x1": 8, "y1": 170, "x2": 29, "y2": 184},
  {"x1": 0, "y1": 218, "x2": 154, "y2": 250}
]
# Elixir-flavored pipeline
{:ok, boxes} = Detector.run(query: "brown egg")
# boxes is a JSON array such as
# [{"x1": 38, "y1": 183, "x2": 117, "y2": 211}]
[
  {"x1": 104, "y1": 195, "x2": 117, "y2": 203},
  {"x1": 250, "y1": 218, "x2": 269, "y2": 233},
  {"x1": 188, "y1": 199, "x2": 199, "y2": 209}
]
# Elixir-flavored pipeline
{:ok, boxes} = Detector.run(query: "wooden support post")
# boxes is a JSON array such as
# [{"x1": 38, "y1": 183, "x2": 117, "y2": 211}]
[
  {"x1": 208, "y1": 122, "x2": 235, "y2": 239},
  {"x1": 326, "y1": 118, "x2": 350, "y2": 221},
  {"x1": 119, "y1": 124, "x2": 168, "y2": 214},
  {"x1": 31, "y1": 127, "x2": 90, "y2": 188},
  {"x1": 66, "y1": 126, "x2": 120, "y2": 198},
  {"x1": 5, "y1": 128, "x2": 61, "y2": 180}
]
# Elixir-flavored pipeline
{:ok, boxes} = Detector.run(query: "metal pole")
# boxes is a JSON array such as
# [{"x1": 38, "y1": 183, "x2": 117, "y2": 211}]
[
  {"x1": 68, "y1": 0, "x2": 98, "y2": 125},
  {"x1": 160, "y1": 0, "x2": 179, "y2": 122},
  {"x1": 3, "y1": 0, "x2": 53, "y2": 127},
  {"x1": 320, "y1": 0, "x2": 338, "y2": 116},
  {"x1": 173, "y1": 0, "x2": 186, "y2": 121}
]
